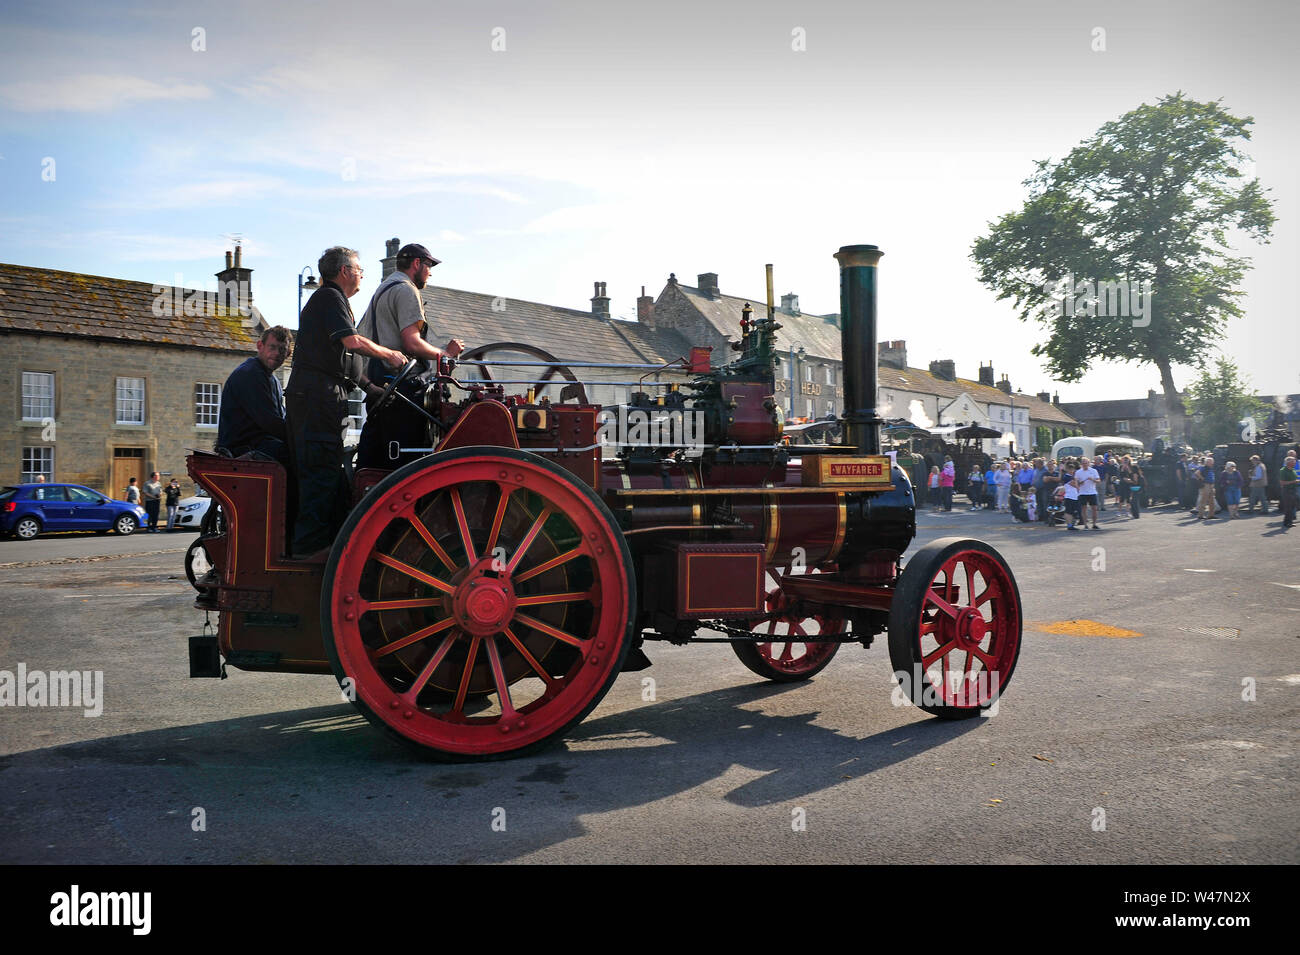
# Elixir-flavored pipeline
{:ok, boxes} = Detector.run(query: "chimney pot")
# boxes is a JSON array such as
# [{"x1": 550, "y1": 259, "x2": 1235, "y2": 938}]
[
  {"x1": 591, "y1": 280, "x2": 610, "y2": 320},
  {"x1": 233, "y1": 245, "x2": 242, "y2": 268},
  {"x1": 929, "y1": 359, "x2": 956, "y2": 382},
  {"x1": 381, "y1": 237, "x2": 400, "y2": 278},
  {"x1": 225, "y1": 250, "x2": 233, "y2": 270},
  {"x1": 636, "y1": 286, "x2": 655, "y2": 328},
  {"x1": 697, "y1": 272, "x2": 719, "y2": 299}
]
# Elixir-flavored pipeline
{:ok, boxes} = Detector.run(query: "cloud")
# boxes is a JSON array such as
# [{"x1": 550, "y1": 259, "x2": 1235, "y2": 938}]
[
  {"x1": 0, "y1": 73, "x2": 211, "y2": 112},
  {"x1": 477, "y1": 204, "x2": 620, "y2": 237},
  {"x1": 10, "y1": 227, "x2": 249, "y2": 263}
]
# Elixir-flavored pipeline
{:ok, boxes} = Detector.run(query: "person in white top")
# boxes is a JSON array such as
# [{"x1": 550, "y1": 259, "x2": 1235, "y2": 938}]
[
  {"x1": 994, "y1": 461, "x2": 1012, "y2": 511},
  {"x1": 1060, "y1": 463, "x2": 1079, "y2": 530},
  {"x1": 1073, "y1": 456, "x2": 1101, "y2": 529}
]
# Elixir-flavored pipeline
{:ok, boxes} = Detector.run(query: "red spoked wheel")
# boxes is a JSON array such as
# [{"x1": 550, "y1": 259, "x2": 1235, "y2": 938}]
[
  {"x1": 732, "y1": 570, "x2": 842, "y2": 682},
  {"x1": 888, "y1": 537, "x2": 1021, "y2": 718},
  {"x1": 322, "y1": 446, "x2": 635, "y2": 760}
]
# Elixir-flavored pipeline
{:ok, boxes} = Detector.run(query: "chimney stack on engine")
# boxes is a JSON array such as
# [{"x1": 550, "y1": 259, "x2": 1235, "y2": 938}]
[{"x1": 833, "y1": 244, "x2": 884, "y2": 455}]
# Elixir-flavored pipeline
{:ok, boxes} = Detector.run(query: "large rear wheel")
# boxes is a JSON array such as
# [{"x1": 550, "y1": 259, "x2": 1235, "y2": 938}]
[
  {"x1": 888, "y1": 537, "x2": 1021, "y2": 718},
  {"x1": 322, "y1": 446, "x2": 635, "y2": 760}
]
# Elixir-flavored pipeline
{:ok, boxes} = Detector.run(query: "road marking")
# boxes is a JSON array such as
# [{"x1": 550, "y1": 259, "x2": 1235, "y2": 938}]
[
  {"x1": 63, "y1": 593, "x2": 176, "y2": 598},
  {"x1": 1029, "y1": 619, "x2": 1142, "y2": 638},
  {"x1": 1184, "y1": 568, "x2": 1215, "y2": 573},
  {"x1": 1271, "y1": 582, "x2": 1300, "y2": 591}
]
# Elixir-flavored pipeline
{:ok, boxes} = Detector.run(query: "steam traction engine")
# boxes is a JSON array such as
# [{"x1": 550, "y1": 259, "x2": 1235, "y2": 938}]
[{"x1": 186, "y1": 244, "x2": 1023, "y2": 760}]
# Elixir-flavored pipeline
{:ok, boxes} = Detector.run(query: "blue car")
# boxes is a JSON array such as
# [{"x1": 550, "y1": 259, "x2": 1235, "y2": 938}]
[{"x1": 0, "y1": 483, "x2": 147, "y2": 540}]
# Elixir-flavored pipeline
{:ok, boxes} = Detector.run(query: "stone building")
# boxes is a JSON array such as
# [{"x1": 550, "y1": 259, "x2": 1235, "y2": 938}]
[
  {"x1": 876, "y1": 343, "x2": 1079, "y2": 455},
  {"x1": 0, "y1": 249, "x2": 274, "y2": 496},
  {"x1": 1058, "y1": 391, "x2": 1180, "y2": 448},
  {"x1": 648, "y1": 272, "x2": 844, "y2": 420}
]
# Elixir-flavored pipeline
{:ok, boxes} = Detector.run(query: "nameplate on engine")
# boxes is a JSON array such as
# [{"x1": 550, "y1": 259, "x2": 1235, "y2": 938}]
[{"x1": 802, "y1": 454, "x2": 892, "y2": 487}]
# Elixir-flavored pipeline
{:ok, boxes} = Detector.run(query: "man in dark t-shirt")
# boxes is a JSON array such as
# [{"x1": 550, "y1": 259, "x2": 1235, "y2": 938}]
[{"x1": 285, "y1": 246, "x2": 405, "y2": 557}]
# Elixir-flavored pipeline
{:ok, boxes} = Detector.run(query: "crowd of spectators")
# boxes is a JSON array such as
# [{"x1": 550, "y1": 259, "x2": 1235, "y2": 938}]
[{"x1": 941, "y1": 447, "x2": 1300, "y2": 532}]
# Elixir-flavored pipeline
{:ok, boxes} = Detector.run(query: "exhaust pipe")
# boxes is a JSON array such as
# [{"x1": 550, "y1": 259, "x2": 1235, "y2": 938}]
[{"x1": 833, "y1": 244, "x2": 884, "y2": 454}]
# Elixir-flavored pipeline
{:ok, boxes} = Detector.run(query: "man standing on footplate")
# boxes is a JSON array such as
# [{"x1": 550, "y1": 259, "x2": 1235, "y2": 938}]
[{"x1": 286, "y1": 246, "x2": 405, "y2": 557}]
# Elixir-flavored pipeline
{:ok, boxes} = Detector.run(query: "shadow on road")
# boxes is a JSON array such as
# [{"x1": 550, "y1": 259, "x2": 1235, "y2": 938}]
[{"x1": 1, "y1": 681, "x2": 981, "y2": 863}]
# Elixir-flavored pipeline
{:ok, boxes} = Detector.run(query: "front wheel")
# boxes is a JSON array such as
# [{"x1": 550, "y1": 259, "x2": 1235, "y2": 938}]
[
  {"x1": 888, "y1": 537, "x2": 1021, "y2": 718},
  {"x1": 115, "y1": 514, "x2": 137, "y2": 536}
]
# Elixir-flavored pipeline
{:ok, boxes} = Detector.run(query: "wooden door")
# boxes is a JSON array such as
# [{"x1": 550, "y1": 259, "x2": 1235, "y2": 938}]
[{"x1": 111, "y1": 449, "x2": 145, "y2": 500}]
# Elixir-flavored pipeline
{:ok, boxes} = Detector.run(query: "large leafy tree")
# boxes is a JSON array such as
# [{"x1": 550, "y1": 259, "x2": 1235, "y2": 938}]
[
  {"x1": 971, "y1": 92, "x2": 1274, "y2": 442},
  {"x1": 1184, "y1": 358, "x2": 1270, "y2": 449}
]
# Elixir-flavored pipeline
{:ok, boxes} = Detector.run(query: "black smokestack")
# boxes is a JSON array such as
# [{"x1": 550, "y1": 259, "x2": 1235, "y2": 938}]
[{"x1": 833, "y1": 244, "x2": 884, "y2": 454}]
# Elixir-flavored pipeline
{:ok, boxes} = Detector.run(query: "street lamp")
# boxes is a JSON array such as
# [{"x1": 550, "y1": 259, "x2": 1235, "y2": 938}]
[
  {"x1": 297, "y1": 267, "x2": 319, "y2": 322},
  {"x1": 788, "y1": 344, "x2": 806, "y2": 417}
]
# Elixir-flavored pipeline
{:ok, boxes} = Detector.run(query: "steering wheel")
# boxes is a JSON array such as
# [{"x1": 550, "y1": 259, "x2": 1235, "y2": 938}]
[
  {"x1": 373, "y1": 359, "x2": 420, "y2": 414},
  {"x1": 457, "y1": 342, "x2": 588, "y2": 404}
]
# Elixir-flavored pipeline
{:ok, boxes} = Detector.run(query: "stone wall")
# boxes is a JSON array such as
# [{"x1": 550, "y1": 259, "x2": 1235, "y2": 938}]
[{"x1": 3, "y1": 332, "x2": 255, "y2": 494}]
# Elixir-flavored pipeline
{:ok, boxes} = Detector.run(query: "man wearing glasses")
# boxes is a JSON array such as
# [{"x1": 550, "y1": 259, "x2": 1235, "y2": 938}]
[
  {"x1": 356, "y1": 242, "x2": 464, "y2": 469},
  {"x1": 286, "y1": 246, "x2": 405, "y2": 557}
]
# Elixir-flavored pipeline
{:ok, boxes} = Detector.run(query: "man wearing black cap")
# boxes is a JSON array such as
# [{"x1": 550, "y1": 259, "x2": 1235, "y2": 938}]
[{"x1": 356, "y1": 242, "x2": 465, "y2": 470}]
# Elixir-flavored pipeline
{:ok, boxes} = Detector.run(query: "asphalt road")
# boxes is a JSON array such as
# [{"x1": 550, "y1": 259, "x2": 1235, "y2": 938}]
[{"x1": 1, "y1": 500, "x2": 1296, "y2": 864}]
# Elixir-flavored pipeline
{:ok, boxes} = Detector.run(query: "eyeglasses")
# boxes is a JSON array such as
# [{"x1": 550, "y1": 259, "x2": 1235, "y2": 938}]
[{"x1": 347, "y1": 264, "x2": 365, "y2": 276}]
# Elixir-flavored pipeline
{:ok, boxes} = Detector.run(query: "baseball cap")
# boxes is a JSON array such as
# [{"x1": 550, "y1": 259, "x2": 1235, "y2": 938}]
[{"x1": 398, "y1": 243, "x2": 440, "y2": 267}]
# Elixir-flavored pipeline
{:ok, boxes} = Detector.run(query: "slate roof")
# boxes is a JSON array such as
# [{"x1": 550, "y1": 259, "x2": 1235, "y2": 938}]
[
  {"x1": 882, "y1": 366, "x2": 1077, "y2": 425},
  {"x1": 664, "y1": 281, "x2": 1074, "y2": 424},
  {"x1": 0, "y1": 263, "x2": 266, "y2": 351},
  {"x1": 1060, "y1": 396, "x2": 1177, "y2": 421},
  {"x1": 672, "y1": 283, "x2": 844, "y2": 358},
  {"x1": 420, "y1": 285, "x2": 696, "y2": 372}
]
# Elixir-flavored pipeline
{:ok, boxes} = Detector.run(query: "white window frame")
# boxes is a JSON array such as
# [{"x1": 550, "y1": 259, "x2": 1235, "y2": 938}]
[
  {"x1": 346, "y1": 386, "x2": 366, "y2": 440},
  {"x1": 826, "y1": 400, "x2": 835, "y2": 415},
  {"x1": 22, "y1": 372, "x2": 54, "y2": 421},
  {"x1": 804, "y1": 365, "x2": 813, "y2": 382},
  {"x1": 1115, "y1": 419, "x2": 1130, "y2": 433},
  {"x1": 21, "y1": 446, "x2": 53, "y2": 483},
  {"x1": 806, "y1": 398, "x2": 814, "y2": 417},
  {"x1": 195, "y1": 382, "x2": 221, "y2": 428},
  {"x1": 116, "y1": 377, "x2": 145, "y2": 425},
  {"x1": 825, "y1": 365, "x2": 834, "y2": 385}
]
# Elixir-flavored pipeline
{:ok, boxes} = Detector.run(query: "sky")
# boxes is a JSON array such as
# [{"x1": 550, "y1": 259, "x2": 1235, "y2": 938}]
[{"x1": 1, "y1": 0, "x2": 1296, "y2": 403}]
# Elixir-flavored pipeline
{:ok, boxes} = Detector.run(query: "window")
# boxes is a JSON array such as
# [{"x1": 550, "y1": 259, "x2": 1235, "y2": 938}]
[
  {"x1": 22, "y1": 372, "x2": 54, "y2": 420},
  {"x1": 806, "y1": 399, "x2": 814, "y2": 417},
  {"x1": 346, "y1": 387, "x2": 366, "y2": 437},
  {"x1": 1115, "y1": 420, "x2": 1130, "y2": 433},
  {"x1": 116, "y1": 377, "x2": 145, "y2": 424},
  {"x1": 826, "y1": 401, "x2": 835, "y2": 415},
  {"x1": 21, "y1": 447, "x2": 52, "y2": 483},
  {"x1": 195, "y1": 383, "x2": 220, "y2": 427},
  {"x1": 825, "y1": 366, "x2": 835, "y2": 385},
  {"x1": 1155, "y1": 418, "x2": 1169, "y2": 431},
  {"x1": 779, "y1": 360, "x2": 789, "y2": 379},
  {"x1": 66, "y1": 486, "x2": 100, "y2": 503},
  {"x1": 804, "y1": 365, "x2": 813, "y2": 382}
]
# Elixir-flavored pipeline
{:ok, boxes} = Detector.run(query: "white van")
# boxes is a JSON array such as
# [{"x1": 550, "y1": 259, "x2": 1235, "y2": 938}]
[{"x1": 1051, "y1": 435, "x2": 1144, "y2": 462}]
